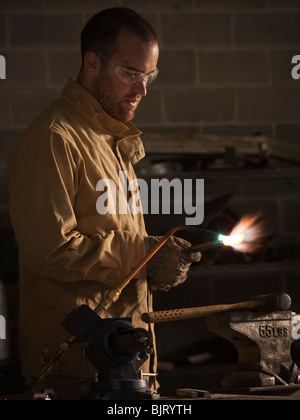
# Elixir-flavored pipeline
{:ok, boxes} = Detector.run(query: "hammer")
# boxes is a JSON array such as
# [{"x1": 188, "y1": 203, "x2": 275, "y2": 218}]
[{"x1": 141, "y1": 293, "x2": 291, "y2": 324}]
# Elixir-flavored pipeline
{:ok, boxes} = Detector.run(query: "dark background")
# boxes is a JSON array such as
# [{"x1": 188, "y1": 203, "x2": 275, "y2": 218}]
[{"x1": 1, "y1": 0, "x2": 300, "y2": 397}]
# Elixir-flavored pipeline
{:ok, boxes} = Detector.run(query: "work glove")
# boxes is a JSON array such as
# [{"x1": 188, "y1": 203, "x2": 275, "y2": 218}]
[{"x1": 145, "y1": 236, "x2": 201, "y2": 292}]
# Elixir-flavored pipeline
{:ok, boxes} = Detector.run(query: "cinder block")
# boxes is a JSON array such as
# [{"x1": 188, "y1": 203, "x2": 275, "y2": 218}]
[
  {"x1": 45, "y1": 0, "x2": 119, "y2": 10},
  {"x1": 158, "y1": 50, "x2": 196, "y2": 85},
  {"x1": 122, "y1": 0, "x2": 194, "y2": 10},
  {"x1": 0, "y1": 14, "x2": 6, "y2": 48},
  {"x1": 164, "y1": 88, "x2": 234, "y2": 122},
  {"x1": 203, "y1": 124, "x2": 271, "y2": 136},
  {"x1": 5, "y1": 51, "x2": 46, "y2": 86},
  {"x1": 199, "y1": 50, "x2": 269, "y2": 85},
  {"x1": 239, "y1": 87, "x2": 300, "y2": 121},
  {"x1": 161, "y1": 13, "x2": 231, "y2": 48},
  {"x1": 236, "y1": 13, "x2": 300, "y2": 46},
  {"x1": 0, "y1": 169, "x2": 9, "y2": 206},
  {"x1": 0, "y1": 0, "x2": 43, "y2": 10},
  {"x1": 276, "y1": 124, "x2": 300, "y2": 145},
  {"x1": 197, "y1": 0, "x2": 265, "y2": 9},
  {"x1": 49, "y1": 51, "x2": 81, "y2": 85},
  {"x1": 12, "y1": 89, "x2": 59, "y2": 127},
  {"x1": 270, "y1": 0, "x2": 300, "y2": 8},
  {"x1": 0, "y1": 90, "x2": 10, "y2": 126},
  {"x1": 272, "y1": 50, "x2": 299, "y2": 84},
  {"x1": 0, "y1": 129, "x2": 22, "y2": 166},
  {"x1": 10, "y1": 13, "x2": 82, "y2": 47},
  {"x1": 283, "y1": 198, "x2": 300, "y2": 232},
  {"x1": 134, "y1": 88, "x2": 162, "y2": 124}
]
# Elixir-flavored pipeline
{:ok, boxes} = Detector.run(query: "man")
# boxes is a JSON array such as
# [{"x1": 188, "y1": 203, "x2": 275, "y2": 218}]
[{"x1": 7, "y1": 8, "x2": 201, "y2": 399}]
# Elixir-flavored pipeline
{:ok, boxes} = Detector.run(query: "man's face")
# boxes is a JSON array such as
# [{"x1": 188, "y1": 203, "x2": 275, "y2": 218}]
[{"x1": 93, "y1": 30, "x2": 159, "y2": 123}]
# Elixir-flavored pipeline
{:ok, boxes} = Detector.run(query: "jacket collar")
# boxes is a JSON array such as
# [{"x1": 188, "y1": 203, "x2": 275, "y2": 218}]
[
  {"x1": 60, "y1": 78, "x2": 145, "y2": 164},
  {"x1": 61, "y1": 78, "x2": 142, "y2": 137}
]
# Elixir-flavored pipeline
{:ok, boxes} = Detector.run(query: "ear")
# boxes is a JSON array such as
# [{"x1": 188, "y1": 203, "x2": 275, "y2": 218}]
[{"x1": 83, "y1": 51, "x2": 101, "y2": 75}]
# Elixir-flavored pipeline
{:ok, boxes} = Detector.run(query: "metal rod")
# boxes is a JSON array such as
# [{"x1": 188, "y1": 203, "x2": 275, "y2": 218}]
[
  {"x1": 93, "y1": 225, "x2": 200, "y2": 316},
  {"x1": 29, "y1": 224, "x2": 208, "y2": 390},
  {"x1": 189, "y1": 241, "x2": 223, "y2": 252}
]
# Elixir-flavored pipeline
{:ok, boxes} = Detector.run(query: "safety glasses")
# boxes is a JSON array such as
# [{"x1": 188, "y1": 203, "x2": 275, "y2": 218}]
[{"x1": 114, "y1": 64, "x2": 159, "y2": 86}]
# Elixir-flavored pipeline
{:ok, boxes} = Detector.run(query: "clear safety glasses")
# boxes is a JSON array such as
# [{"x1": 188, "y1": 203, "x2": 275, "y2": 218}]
[{"x1": 114, "y1": 64, "x2": 159, "y2": 86}]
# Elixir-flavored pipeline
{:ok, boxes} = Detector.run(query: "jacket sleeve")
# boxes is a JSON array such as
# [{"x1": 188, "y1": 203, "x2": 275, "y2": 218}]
[{"x1": 7, "y1": 128, "x2": 147, "y2": 288}]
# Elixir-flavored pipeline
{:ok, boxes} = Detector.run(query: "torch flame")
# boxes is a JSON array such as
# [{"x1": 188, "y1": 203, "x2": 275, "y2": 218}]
[
  {"x1": 219, "y1": 212, "x2": 266, "y2": 253},
  {"x1": 219, "y1": 233, "x2": 245, "y2": 246}
]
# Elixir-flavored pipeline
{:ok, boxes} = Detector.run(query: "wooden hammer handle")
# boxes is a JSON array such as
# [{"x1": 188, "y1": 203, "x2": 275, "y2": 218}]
[
  {"x1": 141, "y1": 293, "x2": 291, "y2": 324},
  {"x1": 142, "y1": 302, "x2": 254, "y2": 324}
]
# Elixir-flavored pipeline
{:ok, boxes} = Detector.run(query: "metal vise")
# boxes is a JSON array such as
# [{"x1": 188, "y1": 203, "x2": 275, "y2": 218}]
[
  {"x1": 61, "y1": 305, "x2": 155, "y2": 400},
  {"x1": 207, "y1": 309, "x2": 300, "y2": 389}
]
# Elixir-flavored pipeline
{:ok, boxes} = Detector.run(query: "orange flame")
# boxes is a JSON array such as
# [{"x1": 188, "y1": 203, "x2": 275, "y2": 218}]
[{"x1": 221, "y1": 212, "x2": 266, "y2": 253}]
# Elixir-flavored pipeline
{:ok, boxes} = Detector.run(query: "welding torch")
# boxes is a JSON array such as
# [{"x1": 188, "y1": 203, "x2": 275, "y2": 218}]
[{"x1": 29, "y1": 224, "x2": 214, "y2": 390}]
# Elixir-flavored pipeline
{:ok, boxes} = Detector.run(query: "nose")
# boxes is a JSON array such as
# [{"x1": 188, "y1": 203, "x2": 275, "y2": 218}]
[{"x1": 133, "y1": 80, "x2": 147, "y2": 97}]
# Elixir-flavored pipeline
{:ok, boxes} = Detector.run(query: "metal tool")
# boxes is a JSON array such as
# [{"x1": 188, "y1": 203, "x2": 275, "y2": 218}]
[
  {"x1": 60, "y1": 304, "x2": 156, "y2": 400},
  {"x1": 142, "y1": 293, "x2": 300, "y2": 391},
  {"x1": 29, "y1": 220, "x2": 264, "y2": 391},
  {"x1": 207, "y1": 309, "x2": 300, "y2": 389},
  {"x1": 29, "y1": 225, "x2": 206, "y2": 390},
  {"x1": 141, "y1": 293, "x2": 292, "y2": 324}
]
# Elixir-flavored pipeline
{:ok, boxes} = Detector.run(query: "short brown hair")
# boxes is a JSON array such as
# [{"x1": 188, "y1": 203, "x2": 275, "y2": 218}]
[{"x1": 80, "y1": 8, "x2": 158, "y2": 64}]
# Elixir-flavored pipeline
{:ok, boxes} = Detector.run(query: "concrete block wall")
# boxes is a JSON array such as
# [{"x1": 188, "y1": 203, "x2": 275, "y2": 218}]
[
  {"x1": 1, "y1": 1, "x2": 300, "y2": 208},
  {"x1": 135, "y1": 0, "x2": 300, "y2": 143}
]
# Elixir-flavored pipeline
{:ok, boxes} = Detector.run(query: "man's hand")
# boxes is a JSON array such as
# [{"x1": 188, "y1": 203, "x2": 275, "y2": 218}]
[{"x1": 145, "y1": 236, "x2": 202, "y2": 291}]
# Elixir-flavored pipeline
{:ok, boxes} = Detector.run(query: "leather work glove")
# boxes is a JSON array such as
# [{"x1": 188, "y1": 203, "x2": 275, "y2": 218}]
[{"x1": 145, "y1": 236, "x2": 202, "y2": 292}]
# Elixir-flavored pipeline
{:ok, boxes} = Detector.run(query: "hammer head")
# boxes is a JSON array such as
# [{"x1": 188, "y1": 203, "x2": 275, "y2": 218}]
[{"x1": 252, "y1": 293, "x2": 291, "y2": 311}]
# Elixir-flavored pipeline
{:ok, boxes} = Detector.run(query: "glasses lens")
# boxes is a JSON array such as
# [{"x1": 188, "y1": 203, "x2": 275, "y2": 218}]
[
  {"x1": 147, "y1": 70, "x2": 159, "y2": 85},
  {"x1": 115, "y1": 66, "x2": 158, "y2": 86}
]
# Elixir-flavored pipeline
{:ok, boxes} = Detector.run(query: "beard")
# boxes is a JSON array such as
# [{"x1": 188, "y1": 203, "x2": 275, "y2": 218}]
[{"x1": 93, "y1": 69, "x2": 140, "y2": 123}]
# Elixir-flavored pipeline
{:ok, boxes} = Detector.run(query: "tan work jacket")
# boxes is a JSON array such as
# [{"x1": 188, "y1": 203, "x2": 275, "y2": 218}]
[{"x1": 7, "y1": 79, "x2": 157, "y2": 388}]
